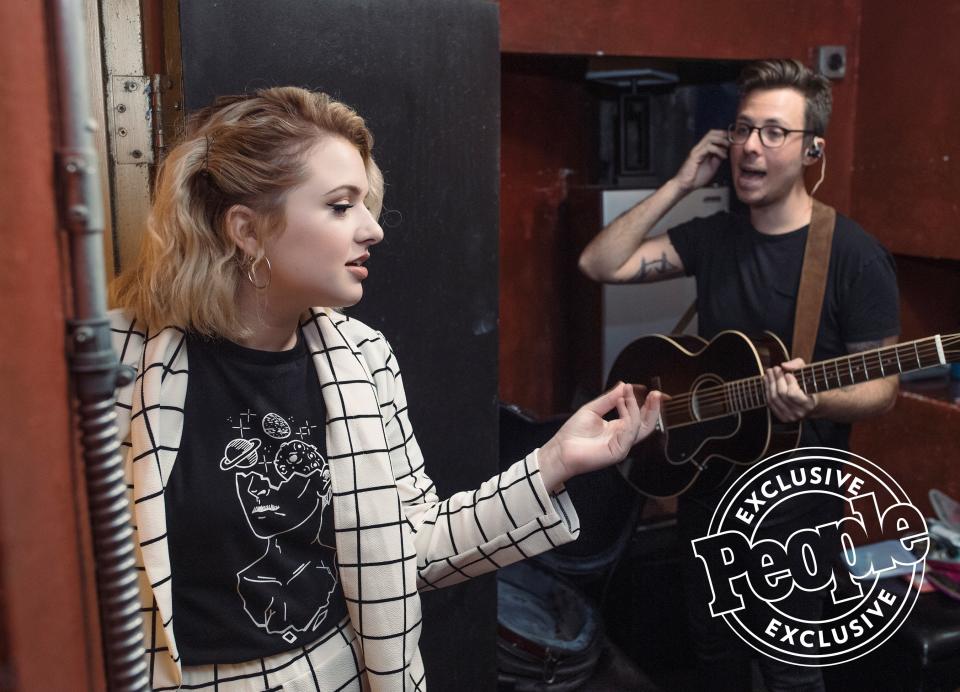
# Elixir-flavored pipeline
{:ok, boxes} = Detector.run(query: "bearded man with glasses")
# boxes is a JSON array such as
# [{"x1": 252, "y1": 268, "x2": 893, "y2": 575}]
[{"x1": 579, "y1": 59, "x2": 900, "y2": 691}]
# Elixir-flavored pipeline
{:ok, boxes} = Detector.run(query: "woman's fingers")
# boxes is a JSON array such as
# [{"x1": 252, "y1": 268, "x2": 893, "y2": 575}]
[
  {"x1": 615, "y1": 395, "x2": 629, "y2": 424},
  {"x1": 584, "y1": 381, "x2": 627, "y2": 416},
  {"x1": 624, "y1": 385, "x2": 642, "y2": 423}
]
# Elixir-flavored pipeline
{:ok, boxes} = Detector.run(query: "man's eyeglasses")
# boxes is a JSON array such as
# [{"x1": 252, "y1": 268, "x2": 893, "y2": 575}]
[{"x1": 727, "y1": 123, "x2": 815, "y2": 149}]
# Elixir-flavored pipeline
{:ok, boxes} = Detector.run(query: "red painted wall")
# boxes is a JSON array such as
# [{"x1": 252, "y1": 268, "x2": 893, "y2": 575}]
[
  {"x1": 847, "y1": 2, "x2": 960, "y2": 511},
  {"x1": 852, "y1": 2, "x2": 960, "y2": 260},
  {"x1": 852, "y1": 392, "x2": 960, "y2": 518},
  {"x1": 500, "y1": 56, "x2": 595, "y2": 414},
  {"x1": 0, "y1": 2, "x2": 103, "y2": 689},
  {"x1": 501, "y1": 0, "x2": 860, "y2": 61},
  {"x1": 896, "y1": 257, "x2": 960, "y2": 342}
]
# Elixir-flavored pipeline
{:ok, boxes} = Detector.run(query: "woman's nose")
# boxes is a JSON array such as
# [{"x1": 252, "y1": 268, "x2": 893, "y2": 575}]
[{"x1": 359, "y1": 206, "x2": 384, "y2": 246}]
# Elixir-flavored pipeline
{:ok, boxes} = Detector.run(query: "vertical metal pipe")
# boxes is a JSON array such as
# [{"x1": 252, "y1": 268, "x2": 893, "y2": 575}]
[{"x1": 50, "y1": 0, "x2": 149, "y2": 689}]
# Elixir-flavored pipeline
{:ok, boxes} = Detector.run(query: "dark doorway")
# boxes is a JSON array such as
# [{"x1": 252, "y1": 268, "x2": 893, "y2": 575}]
[{"x1": 178, "y1": 1, "x2": 501, "y2": 688}]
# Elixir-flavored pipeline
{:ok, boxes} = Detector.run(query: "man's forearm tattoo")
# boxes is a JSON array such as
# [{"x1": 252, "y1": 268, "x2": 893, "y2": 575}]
[{"x1": 634, "y1": 252, "x2": 676, "y2": 281}]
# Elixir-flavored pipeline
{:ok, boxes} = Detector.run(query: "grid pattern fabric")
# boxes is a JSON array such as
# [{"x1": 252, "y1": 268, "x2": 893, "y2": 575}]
[
  {"x1": 178, "y1": 617, "x2": 363, "y2": 691},
  {"x1": 111, "y1": 307, "x2": 580, "y2": 690}
]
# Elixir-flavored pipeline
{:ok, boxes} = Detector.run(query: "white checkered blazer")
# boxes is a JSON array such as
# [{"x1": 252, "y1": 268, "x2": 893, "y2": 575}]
[{"x1": 110, "y1": 307, "x2": 581, "y2": 691}]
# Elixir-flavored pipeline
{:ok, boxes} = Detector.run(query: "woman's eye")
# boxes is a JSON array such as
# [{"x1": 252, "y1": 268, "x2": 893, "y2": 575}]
[{"x1": 328, "y1": 203, "x2": 354, "y2": 216}]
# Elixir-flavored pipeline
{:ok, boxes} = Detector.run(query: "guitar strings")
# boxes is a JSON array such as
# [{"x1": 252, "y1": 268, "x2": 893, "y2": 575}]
[
  {"x1": 657, "y1": 342, "x2": 944, "y2": 420},
  {"x1": 654, "y1": 337, "x2": 958, "y2": 430},
  {"x1": 659, "y1": 341, "x2": 944, "y2": 414},
  {"x1": 656, "y1": 342, "x2": 934, "y2": 406},
  {"x1": 650, "y1": 341, "x2": 947, "y2": 425},
  {"x1": 651, "y1": 335, "x2": 956, "y2": 419}
]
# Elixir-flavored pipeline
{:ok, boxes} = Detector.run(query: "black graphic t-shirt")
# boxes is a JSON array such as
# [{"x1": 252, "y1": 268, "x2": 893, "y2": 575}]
[{"x1": 166, "y1": 329, "x2": 346, "y2": 665}]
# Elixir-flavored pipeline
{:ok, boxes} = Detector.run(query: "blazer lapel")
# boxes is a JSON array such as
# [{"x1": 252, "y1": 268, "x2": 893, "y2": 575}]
[
  {"x1": 129, "y1": 326, "x2": 188, "y2": 671},
  {"x1": 302, "y1": 308, "x2": 419, "y2": 690}
]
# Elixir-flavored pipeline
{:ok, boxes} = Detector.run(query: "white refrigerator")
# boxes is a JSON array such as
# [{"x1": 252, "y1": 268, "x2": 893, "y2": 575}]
[{"x1": 601, "y1": 187, "x2": 729, "y2": 380}]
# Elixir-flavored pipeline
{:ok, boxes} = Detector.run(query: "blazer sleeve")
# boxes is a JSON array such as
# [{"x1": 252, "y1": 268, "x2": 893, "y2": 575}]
[{"x1": 366, "y1": 332, "x2": 581, "y2": 591}]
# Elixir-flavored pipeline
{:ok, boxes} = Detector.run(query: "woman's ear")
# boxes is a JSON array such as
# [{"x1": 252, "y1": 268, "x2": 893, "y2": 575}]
[{"x1": 224, "y1": 204, "x2": 259, "y2": 257}]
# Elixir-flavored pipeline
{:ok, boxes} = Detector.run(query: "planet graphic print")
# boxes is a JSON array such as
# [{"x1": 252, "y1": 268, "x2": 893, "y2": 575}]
[
  {"x1": 262, "y1": 412, "x2": 292, "y2": 439},
  {"x1": 220, "y1": 437, "x2": 262, "y2": 470}
]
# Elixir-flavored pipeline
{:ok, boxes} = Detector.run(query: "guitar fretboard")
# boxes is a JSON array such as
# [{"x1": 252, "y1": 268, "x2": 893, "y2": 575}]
[{"x1": 665, "y1": 335, "x2": 949, "y2": 428}]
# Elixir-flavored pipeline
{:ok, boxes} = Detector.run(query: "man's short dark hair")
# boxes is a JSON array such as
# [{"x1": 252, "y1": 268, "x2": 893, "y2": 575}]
[{"x1": 737, "y1": 59, "x2": 833, "y2": 137}]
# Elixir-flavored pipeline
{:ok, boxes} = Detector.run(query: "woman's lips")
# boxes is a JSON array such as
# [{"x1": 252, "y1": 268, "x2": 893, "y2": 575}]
[
  {"x1": 346, "y1": 252, "x2": 370, "y2": 279},
  {"x1": 346, "y1": 265, "x2": 368, "y2": 279}
]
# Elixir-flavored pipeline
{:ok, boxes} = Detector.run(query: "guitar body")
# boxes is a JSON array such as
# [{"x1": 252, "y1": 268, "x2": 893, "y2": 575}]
[{"x1": 606, "y1": 331, "x2": 800, "y2": 498}]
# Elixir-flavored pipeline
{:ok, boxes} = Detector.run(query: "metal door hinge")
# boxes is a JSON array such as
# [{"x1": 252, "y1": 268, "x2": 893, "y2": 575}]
[
  {"x1": 107, "y1": 74, "x2": 172, "y2": 165},
  {"x1": 107, "y1": 75, "x2": 152, "y2": 164}
]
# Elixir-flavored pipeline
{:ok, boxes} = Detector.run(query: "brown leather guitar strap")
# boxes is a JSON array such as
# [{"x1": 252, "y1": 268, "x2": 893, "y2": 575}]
[
  {"x1": 790, "y1": 199, "x2": 836, "y2": 363},
  {"x1": 670, "y1": 200, "x2": 836, "y2": 351}
]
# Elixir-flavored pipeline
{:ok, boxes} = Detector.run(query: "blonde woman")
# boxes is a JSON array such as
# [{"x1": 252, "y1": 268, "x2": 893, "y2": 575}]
[{"x1": 110, "y1": 86, "x2": 661, "y2": 691}]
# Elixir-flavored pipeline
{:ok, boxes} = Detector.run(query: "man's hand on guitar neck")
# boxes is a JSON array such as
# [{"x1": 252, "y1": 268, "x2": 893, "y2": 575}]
[
  {"x1": 767, "y1": 336, "x2": 901, "y2": 424},
  {"x1": 765, "y1": 358, "x2": 818, "y2": 423},
  {"x1": 538, "y1": 382, "x2": 662, "y2": 493}
]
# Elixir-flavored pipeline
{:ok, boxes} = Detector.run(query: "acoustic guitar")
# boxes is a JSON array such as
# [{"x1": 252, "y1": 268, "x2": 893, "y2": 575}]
[{"x1": 606, "y1": 331, "x2": 960, "y2": 498}]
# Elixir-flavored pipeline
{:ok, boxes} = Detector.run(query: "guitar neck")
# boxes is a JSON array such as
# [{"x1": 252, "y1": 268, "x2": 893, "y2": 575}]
[{"x1": 723, "y1": 334, "x2": 948, "y2": 415}]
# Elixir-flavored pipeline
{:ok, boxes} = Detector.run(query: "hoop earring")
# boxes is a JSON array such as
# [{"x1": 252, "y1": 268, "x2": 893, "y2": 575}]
[{"x1": 246, "y1": 256, "x2": 272, "y2": 290}]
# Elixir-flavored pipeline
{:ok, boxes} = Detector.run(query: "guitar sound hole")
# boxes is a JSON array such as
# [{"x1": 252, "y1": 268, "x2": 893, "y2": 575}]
[{"x1": 690, "y1": 375, "x2": 724, "y2": 422}]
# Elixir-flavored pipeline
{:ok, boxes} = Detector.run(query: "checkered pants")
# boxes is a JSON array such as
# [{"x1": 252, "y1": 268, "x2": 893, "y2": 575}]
[{"x1": 174, "y1": 617, "x2": 364, "y2": 691}]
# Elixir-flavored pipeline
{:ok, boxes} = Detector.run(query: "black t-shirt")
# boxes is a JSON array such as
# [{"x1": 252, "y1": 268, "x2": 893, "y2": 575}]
[
  {"x1": 668, "y1": 209, "x2": 899, "y2": 450},
  {"x1": 667, "y1": 211, "x2": 899, "y2": 517},
  {"x1": 166, "y1": 329, "x2": 347, "y2": 665}
]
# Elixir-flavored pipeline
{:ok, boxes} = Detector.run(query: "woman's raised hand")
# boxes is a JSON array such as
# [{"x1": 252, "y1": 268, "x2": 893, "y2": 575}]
[{"x1": 538, "y1": 382, "x2": 662, "y2": 492}]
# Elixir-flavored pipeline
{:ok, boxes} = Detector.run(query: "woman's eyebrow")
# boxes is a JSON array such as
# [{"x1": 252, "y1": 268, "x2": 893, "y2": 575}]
[{"x1": 323, "y1": 184, "x2": 364, "y2": 196}]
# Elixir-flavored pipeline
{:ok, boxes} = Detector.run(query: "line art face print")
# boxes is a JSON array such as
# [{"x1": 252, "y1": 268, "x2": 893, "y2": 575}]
[
  {"x1": 691, "y1": 447, "x2": 929, "y2": 666},
  {"x1": 221, "y1": 410, "x2": 338, "y2": 645}
]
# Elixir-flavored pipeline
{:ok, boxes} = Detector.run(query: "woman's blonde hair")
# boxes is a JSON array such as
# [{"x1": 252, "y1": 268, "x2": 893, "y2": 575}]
[{"x1": 110, "y1": 86, "x2": 384, "y2": 339}]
